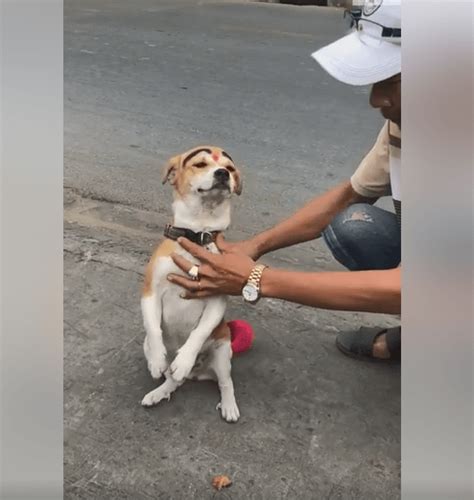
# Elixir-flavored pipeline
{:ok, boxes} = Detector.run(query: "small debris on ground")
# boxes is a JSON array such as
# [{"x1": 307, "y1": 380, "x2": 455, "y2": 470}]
[{"x1": 212, "y1": 475, "x2": 232, "y2": 491}]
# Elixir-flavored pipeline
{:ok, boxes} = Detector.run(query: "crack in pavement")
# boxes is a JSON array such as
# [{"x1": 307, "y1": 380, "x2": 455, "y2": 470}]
[{"x1": 64, "y1": 248, "x2": 145, "y2": 277}]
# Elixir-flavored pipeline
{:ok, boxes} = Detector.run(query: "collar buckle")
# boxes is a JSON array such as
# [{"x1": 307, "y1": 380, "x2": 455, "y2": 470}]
[{"x1": 200, "y1": 231, "x2": 214, "y2": 246}]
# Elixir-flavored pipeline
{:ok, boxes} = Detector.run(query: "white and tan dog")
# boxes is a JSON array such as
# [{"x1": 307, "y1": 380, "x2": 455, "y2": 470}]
[{"x1": 140, "y1": 146, "x2": 242, "y2": 422}]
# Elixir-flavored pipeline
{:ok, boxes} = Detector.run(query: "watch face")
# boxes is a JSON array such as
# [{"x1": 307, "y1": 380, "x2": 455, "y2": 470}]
[{"x1": 242, "y1": 284, "x2": 259, "y2": 302}]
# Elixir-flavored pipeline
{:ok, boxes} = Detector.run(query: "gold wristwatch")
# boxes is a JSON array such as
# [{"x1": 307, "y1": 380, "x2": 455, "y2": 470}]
[{"x1": 242, "y1": 264, "x2": 267, "y2": 304}]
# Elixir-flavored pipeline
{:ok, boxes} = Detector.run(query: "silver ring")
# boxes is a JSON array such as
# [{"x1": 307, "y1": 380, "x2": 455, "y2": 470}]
[{"x1": 188, "y1": 265, "x2": 200, "y2": 280}]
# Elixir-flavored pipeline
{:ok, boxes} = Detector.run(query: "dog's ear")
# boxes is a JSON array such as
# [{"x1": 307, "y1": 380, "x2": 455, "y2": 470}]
[
  {"x1": 162, "y1": 154, "x2": 181, "y2": 185},
  {"x1": 232, "y1": 167, "x2": 243, "y2": 196}
]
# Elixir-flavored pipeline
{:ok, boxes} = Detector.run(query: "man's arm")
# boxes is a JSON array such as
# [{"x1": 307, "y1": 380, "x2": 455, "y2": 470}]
[
  {"x1": 261, "y1": 266, "x2": 400, "y2": 315},
  {"x1": 169, "y1": 237, "x2": 400, "y2": 315},
  {"x1": 228, "y1": 180, "x2": 376, "y2": 259}
]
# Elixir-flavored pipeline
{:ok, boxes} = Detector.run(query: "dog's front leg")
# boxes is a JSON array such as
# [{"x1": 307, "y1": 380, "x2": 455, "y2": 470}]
[
  {"x1": 141, "y1": 369, "x2": 183, "y2": 407},
  {"x1": 169, "y1": 297, "x2": 226, "y2": 382},
  {"x1": 141, "y1": 294, "x2": 168, "y2": 380}
]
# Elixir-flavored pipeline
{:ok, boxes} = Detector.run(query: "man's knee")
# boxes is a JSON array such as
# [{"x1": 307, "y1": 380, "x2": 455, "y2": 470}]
[{"x1": 322, "y1": 203, "x2": 400, "y2": 271}]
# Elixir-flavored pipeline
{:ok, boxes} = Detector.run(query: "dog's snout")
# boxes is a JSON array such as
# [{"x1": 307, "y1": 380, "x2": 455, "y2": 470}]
[{"x1": 214, "y1": 168, "x2": 230, "y2": 181}]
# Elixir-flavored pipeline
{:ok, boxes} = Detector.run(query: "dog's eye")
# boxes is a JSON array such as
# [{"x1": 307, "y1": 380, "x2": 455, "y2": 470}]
[
  {"x1": 226, "y1": 165, "x2": 235, "y2": 172},
  {"x1": 194, "y1": 162, "x2": 207, "y2": 168}
]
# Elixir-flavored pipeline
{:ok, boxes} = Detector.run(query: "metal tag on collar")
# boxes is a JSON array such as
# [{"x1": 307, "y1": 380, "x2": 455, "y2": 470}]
[
  {"x1": 164, "y1": 223, "x2": 173, "y2": 239},
  {"x1": 200, "y1": 231, "x2": 213, "y2": 246}
]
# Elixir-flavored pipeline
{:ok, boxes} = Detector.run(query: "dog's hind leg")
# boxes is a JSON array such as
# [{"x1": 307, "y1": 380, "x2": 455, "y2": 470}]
[
  {"x1": 210, "y1": 340, "x2": 240, "y2": 423},
  {"x1": 141, "y1": 370, "x2": 183, "y2": 407},
  {"x1": 188, "y1": 352, "x2": 217, "y2": 381}
]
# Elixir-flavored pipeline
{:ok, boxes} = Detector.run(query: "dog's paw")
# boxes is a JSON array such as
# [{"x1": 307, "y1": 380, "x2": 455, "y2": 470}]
[
  {"x1": 147, "y1": 351, "x2": 168, "y2": 380},
  {"x1": 169, "y1": 349, "x2": 196, "y2": 382},
  {"x1": 216, "y1": 400, "x2": 240, "y2": 423},
  {"x1": 141, "y1": 387, "x2": 172, "y2": 408}
]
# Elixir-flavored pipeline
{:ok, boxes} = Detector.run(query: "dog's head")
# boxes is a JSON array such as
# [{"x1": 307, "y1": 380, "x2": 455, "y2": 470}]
[{"x1": 162, "y1": 146, "x2": 242, "y2": 201}]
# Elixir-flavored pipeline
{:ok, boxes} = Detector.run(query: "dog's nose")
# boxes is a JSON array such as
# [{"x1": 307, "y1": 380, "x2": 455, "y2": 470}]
[{"x1": 214, "y1": 169, "x2": 230, "y2": 181}]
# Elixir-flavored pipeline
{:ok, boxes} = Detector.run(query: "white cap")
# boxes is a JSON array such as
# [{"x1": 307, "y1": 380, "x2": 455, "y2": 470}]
[{"x1": 312, "y1": 0, "x2": 401, "y2": 86}]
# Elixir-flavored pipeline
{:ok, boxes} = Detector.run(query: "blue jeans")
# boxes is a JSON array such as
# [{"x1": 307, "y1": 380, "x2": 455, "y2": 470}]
[{"x1": 322, "y1": 203, "x2": 401, "y2": 271}]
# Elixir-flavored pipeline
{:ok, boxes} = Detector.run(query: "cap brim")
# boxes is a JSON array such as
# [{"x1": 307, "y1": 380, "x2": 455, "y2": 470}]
[{"x1": 312, "y1": 31, "x2": 401, "y2": 86}]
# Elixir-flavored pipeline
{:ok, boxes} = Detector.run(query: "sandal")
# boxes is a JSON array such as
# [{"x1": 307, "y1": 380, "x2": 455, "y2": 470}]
[{"x1": 336, "y1": 326, "x2": 401, "y2": 362}]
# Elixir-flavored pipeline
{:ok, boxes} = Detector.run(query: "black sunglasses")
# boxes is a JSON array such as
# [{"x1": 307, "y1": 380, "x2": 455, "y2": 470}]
[{"x1": 344, "y1": 9, "x2": 401, "y2": 39}]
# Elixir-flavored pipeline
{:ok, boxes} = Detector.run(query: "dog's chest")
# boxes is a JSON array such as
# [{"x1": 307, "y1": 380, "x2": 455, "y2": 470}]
[
  {"x1": 158, "y1": 242, "x2": 220, "y2": 353},
  {"x1": 161, "y1": 285, "x2": 206, "y2": 350}
]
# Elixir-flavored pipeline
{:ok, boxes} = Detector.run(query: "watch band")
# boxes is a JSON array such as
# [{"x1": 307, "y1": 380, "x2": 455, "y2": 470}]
[{"x1": 247, "y1": 264, "x2": 267, "y2": 291}]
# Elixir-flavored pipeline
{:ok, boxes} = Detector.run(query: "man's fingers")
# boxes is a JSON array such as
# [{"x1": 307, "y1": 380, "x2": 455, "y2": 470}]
[
  {"x1": 177, "y1": 237, "x2": 210, "y2": 262},
  {"x1": 170, "y1": 255, "x2": 215, "y2": 280},
  {"x1": 170, "y1": 253, "x2": 194, "y2": 273},
  {"x1": 167, "y1": 273, "x2": 219, "y2": 298},
  {"x1": 167, "y1": 274, "x2": 201, "y2": 291},
  {"x1": 215, "y1": 233, "x2": 228, "y2": 251},
  {"x1": 180, "y1": 290, "x2": 214, "y2": 300}
]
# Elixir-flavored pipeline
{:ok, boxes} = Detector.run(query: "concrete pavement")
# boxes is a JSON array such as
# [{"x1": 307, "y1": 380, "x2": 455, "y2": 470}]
[{"x1": 64, "y1": 1, "x2": 400, "y2": 498}]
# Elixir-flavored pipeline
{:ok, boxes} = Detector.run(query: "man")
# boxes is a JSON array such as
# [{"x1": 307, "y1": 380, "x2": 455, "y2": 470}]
[{"x1": 168, "y1": 0, "x2": 402, "y2": 362}]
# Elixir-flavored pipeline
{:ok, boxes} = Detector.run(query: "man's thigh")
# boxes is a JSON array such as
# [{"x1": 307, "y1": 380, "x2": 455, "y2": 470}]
[{"x1": 322, "y1": 203, "x2": 400, "y2": 271}]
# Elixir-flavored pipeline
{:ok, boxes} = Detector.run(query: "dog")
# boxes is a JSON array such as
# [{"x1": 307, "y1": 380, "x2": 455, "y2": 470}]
[{"x1": 140, "y1": 146, "x2": 242, "y2": 422}]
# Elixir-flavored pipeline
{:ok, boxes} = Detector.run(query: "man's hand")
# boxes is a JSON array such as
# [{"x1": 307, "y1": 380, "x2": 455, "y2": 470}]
[
  {"x1": 217, "y1": 235, "x2": 262, "y2": 260},
  {"x1": 167, "y1": 235, "x2": 256, "y2": 299}
]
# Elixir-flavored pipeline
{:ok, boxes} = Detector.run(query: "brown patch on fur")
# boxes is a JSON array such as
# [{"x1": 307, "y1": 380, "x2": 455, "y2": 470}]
[
  {"x1": 174, "y1": 165, "x2": 197, "y2": 198},
  {"x1": 162, "y1": 154, "x2": 182, "y2": 185},
  {"x1": 142, "y1": 239, "x2": 177, "y2": 297},
  {"x1": 231, "y1": 169, "x2": 242, "y2": 195},
  {"x1": 211, "y1": 321, "x2": 231, "y2": 341}
]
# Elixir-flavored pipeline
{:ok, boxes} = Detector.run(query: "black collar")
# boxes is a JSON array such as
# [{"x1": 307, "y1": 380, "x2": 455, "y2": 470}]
[{"x1": 164, "y1": 224, "x2": 219, "y2": 246}]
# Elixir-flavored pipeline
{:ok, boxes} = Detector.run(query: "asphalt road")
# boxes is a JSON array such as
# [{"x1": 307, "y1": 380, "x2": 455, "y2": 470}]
[
  {"x1": 64, "y1": 0, "x2": 386, "y2": 231},
  {"x1": 64, "y1": 1, "x2": 400, "y2": 498}
]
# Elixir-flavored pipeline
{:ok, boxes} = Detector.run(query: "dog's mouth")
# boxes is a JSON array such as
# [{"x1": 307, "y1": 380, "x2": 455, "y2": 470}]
[{"x1": 197, "y1": 182, "x2": 230, "y2": 194}]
